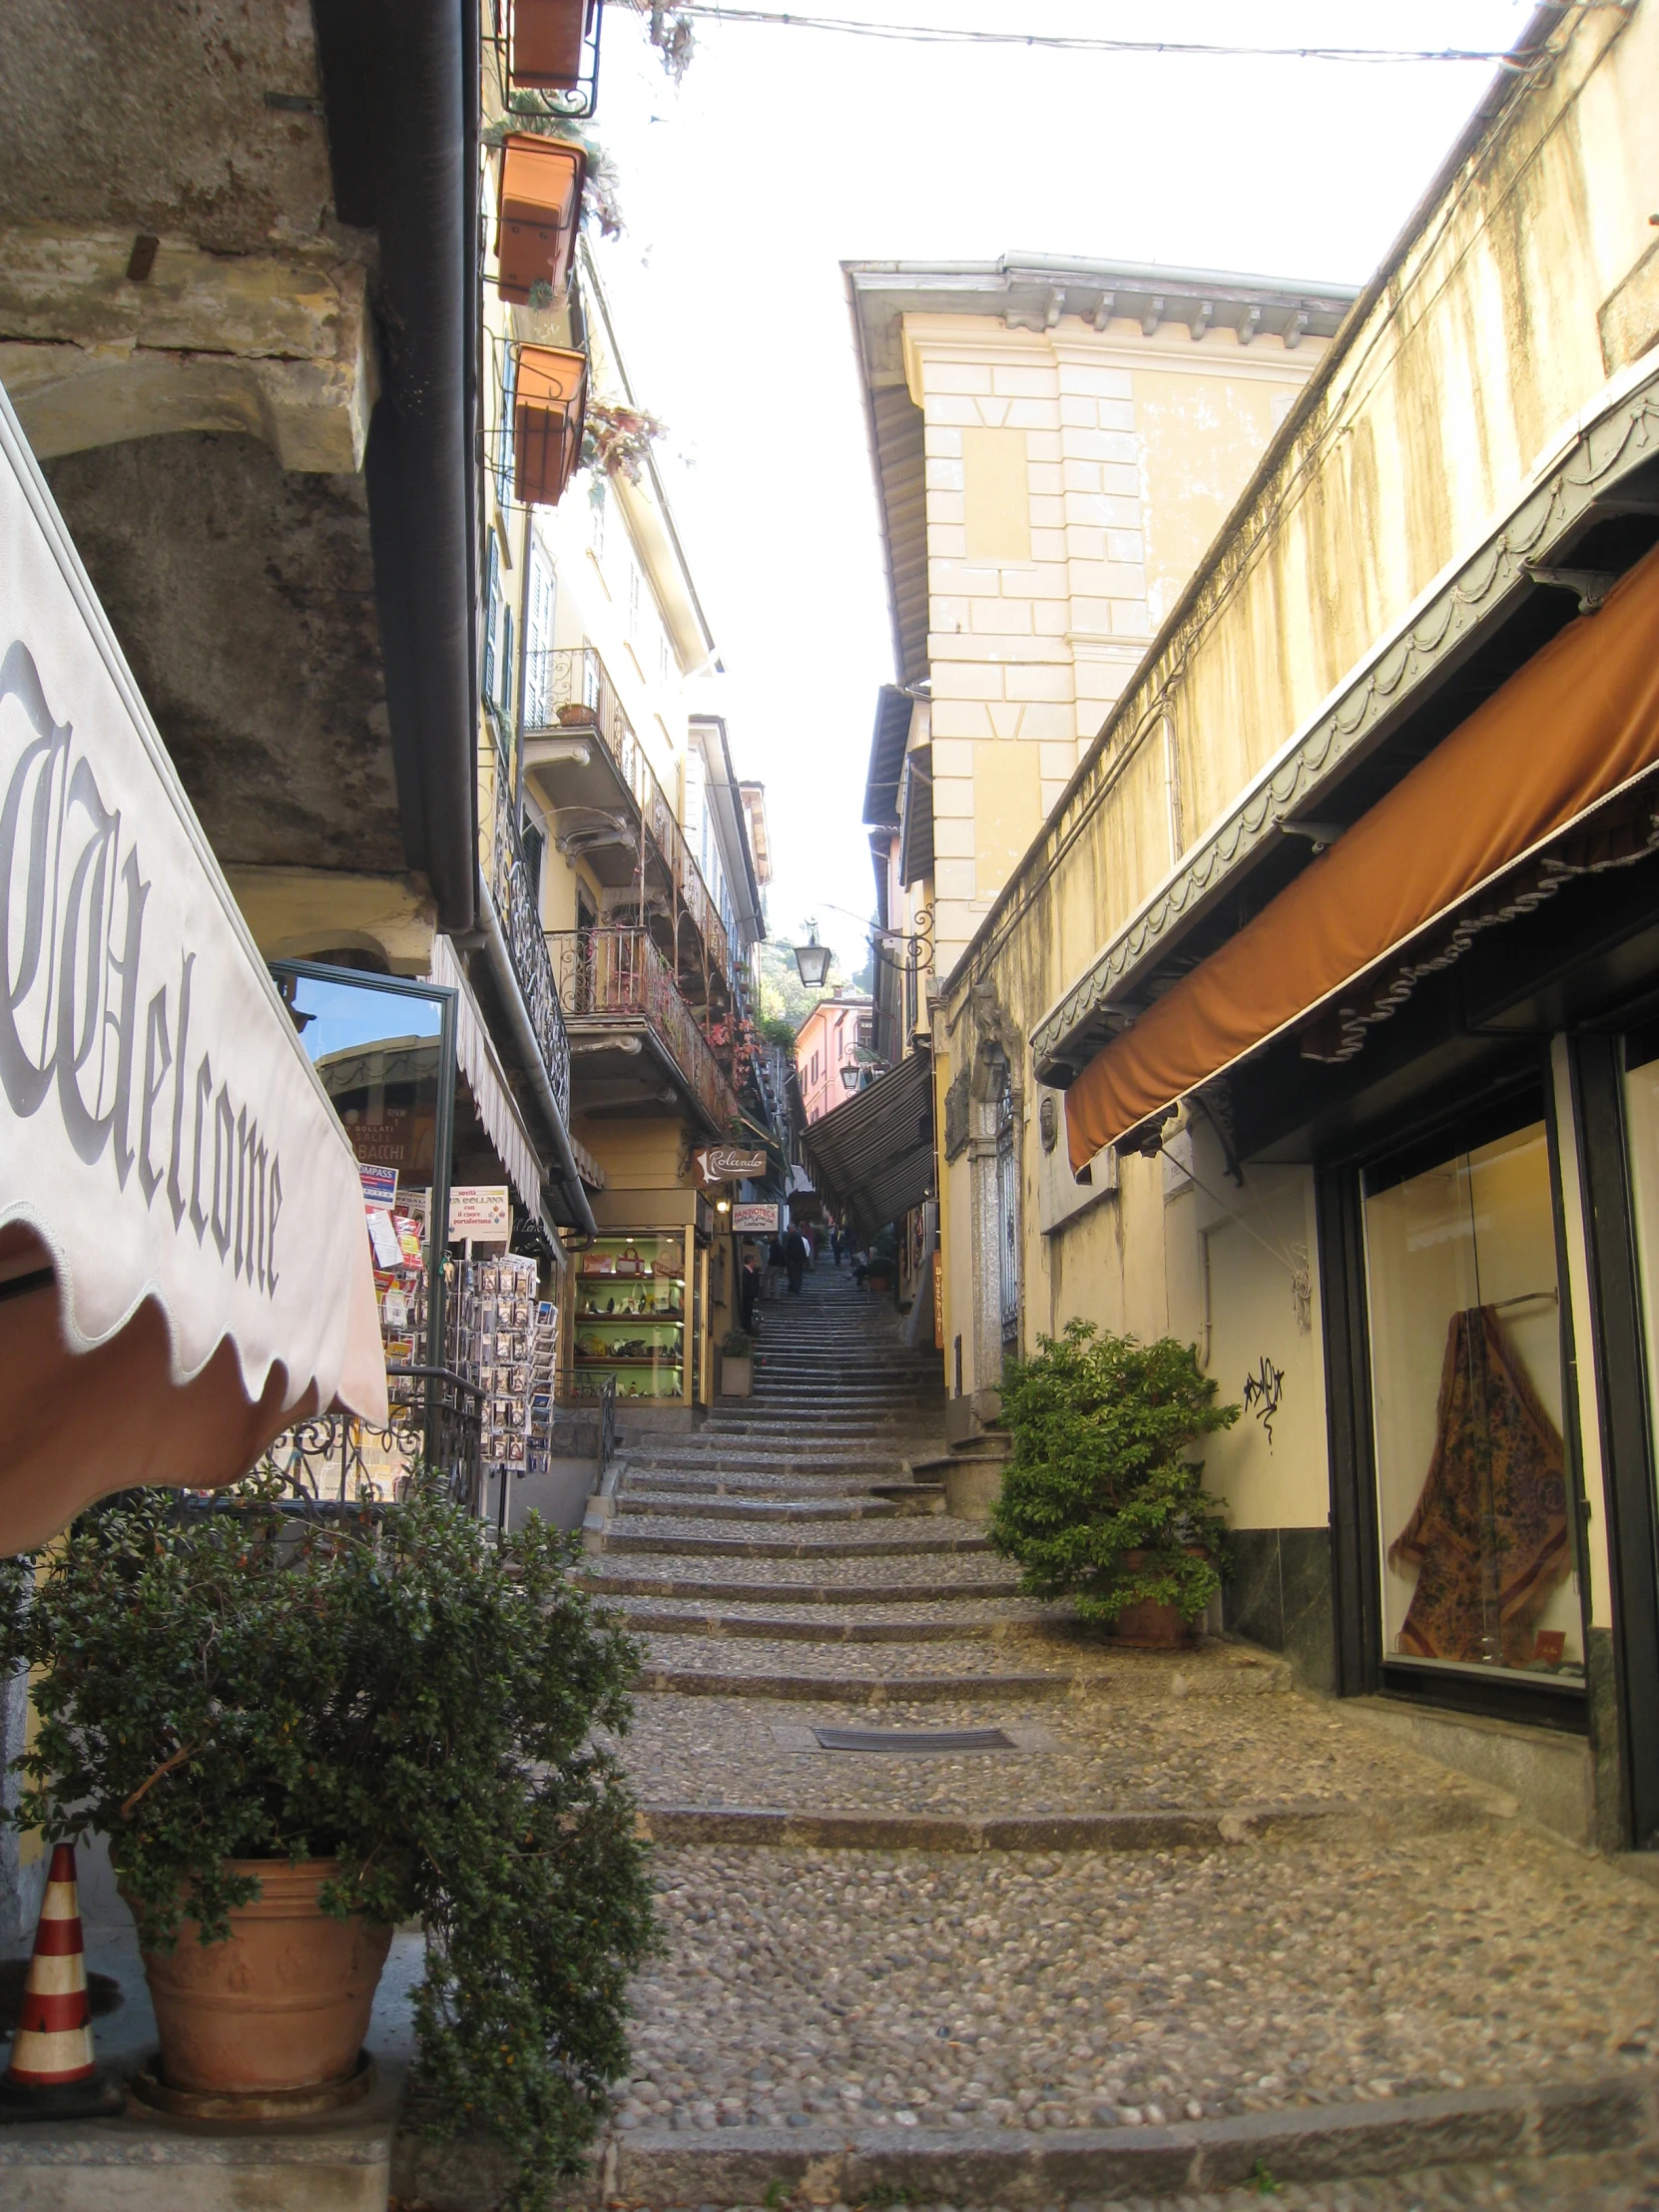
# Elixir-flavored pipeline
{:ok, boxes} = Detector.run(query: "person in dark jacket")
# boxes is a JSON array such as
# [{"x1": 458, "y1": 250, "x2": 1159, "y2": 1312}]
[
  {"x1": 783, "y1": 1225, "x2": 810, "y2": 1295},
  {"x1": 739, "y1": 1249, "x2": 762, "y2": 1333}
]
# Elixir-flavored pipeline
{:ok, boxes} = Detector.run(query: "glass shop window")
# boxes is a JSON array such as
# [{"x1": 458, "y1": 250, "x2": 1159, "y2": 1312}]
[
  {"x1": 1621, "y1": 1034, "x2": 1659, "y2": 1500},
  {"x1": 1363, "y1": 1113, "x2": 1579, "y2": 1681}
]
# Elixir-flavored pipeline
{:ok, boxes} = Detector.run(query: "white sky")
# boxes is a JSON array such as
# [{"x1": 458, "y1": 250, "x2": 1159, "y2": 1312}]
[{"x1": 587, "y1": 0, "x2": 1537, "y2": 971}]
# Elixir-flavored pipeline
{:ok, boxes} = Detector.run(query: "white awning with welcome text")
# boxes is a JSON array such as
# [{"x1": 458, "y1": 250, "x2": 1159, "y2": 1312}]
[{"x1": 0, "y1": 382, "x2": 386, "y2": 1555}]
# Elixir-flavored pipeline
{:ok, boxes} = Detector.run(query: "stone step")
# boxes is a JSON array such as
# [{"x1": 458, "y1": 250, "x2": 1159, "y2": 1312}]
[
  {"x1": 614, "y1": 1493, "x2": 899, "y2": 1523},
  {"x1": 614, "y1": 1606, "x2": 1053, "y2": 1641},
  {"x1": 634, "y1": 1664, "x2": 1071, "y2": 1701},
  {"x1": 584, "y1": 1519, "x2": 992, "y2": 1560},
  {"x1": 574, "y1": 1564, "x2": 1022, "y2": 1603}
]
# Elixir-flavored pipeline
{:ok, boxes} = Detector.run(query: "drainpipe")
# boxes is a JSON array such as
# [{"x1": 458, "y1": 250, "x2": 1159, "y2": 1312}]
[
  {"x1": 321, "y1": 0, "x2": 481, "y2": 935},
  {"x1": 478, "y1": 872, "x2": 598, "y2": 1236}
]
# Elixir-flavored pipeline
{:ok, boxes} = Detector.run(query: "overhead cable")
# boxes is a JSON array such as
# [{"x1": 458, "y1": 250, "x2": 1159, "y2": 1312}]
[{"x1": 654, "y1": 5, "x2": 1544, "y2": 68}]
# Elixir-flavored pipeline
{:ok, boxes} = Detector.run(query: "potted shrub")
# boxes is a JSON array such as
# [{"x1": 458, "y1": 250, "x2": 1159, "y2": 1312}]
[
  {"x1": 0, "y1": 1478, "x2": 656, "y2": 2205},
  {"x1": 988, "y1": 1321, "x2": 1238, "y2": 1646},
  {"x1": 720, "y1": 1328, "x2": 754, "y2": 1397},
  {"x1": 866, "y1": 1226, "x2": 897, "y2": 1296}
]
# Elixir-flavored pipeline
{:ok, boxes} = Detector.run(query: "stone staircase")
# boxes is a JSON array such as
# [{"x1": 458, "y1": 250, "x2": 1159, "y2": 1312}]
[{"x1": 513, "y1": 1264, "x2": 1659, "y2": 2212}]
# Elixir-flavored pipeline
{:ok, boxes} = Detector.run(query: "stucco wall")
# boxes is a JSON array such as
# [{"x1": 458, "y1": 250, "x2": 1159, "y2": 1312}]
[
  {"x1": 935, "y1": 2, "x2": 1659, "y2": 1535},
  {"x1": 905, "y1": 316, "x2": 1326, "y2": 974}
]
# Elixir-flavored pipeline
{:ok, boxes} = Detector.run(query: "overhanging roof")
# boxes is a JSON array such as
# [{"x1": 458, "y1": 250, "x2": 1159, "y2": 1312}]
[
  {"x1": 801, "y1": 1051, "x2": 934, "y2": 1240},
  {"x1": 843, "y1": 256, "x2": 1357, "y2": 694},
  {"x1": 1033, "y1": 357, "x2": 1659, "y2": 1089},
  {"x1": 864, "y1": 684, "x2": 911, "y2": 827}
]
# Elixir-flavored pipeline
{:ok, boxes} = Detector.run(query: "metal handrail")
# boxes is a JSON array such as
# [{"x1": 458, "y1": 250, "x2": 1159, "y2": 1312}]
[
  {"x1": 260, "y1": 1364, "x2": 487, "y2": 1517},
  {"x1": 486, "y1": 765, "x2": 573, "y2": 1125},
  {"x1": 549, "y1": 924, "x2": 739, "y2": 1133},
  {"x1": 526, "y1": 645, "x2": 736, "y2": 988}
]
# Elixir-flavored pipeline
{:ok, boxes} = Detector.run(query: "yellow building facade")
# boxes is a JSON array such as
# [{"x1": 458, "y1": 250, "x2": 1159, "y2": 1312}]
[{"x1": 899, "y1": 3, "x2": 1659, "y2": 1848}]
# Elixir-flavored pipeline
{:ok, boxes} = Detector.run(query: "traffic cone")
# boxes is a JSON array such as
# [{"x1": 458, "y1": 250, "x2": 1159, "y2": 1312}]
[{"x1": 0, "y1": 1844, "x2": 124, "y2": 2120}]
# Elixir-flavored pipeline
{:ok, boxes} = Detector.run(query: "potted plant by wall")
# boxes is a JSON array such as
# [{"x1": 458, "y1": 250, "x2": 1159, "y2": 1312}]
[
  {"x1": 865, "y1": 1227, "x2": 897, "y2": 1296},
  {"x1": 988, "y1": 1321, "x2": 1238, "y2": 1647},
  {"x1": 0, "y1": 1478, "x2": 655, "y2": 2206},
  {"x1": 720, "y1": 1329, "x2": 754, "y2": 1397}
]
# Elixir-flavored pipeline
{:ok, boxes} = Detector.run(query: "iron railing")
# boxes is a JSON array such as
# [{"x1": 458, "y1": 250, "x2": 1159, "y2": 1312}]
[
  {"x1": 258, "y1": 1366, "x2": 488, "y2": 1517},
  {"x1": 525, "y1": 645, "x2": 736, "y2": 989},
  {"x1": 550, "y1": 924, "x2": 739, "y2": 1134},
  {"x1": 487, "y1": 764, "x2": 573, "y2": 1125}
]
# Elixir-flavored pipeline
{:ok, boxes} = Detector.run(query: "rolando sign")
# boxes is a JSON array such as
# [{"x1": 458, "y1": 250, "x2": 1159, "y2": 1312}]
[{"x1": 694, "y1": 1145, "x2": 768, "y2": 1184}]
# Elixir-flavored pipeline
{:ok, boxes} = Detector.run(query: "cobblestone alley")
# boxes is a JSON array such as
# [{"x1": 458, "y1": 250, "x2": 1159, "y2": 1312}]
[{"x1": 512, "y1": 1267, "x2": 1659, "y2": 2211}]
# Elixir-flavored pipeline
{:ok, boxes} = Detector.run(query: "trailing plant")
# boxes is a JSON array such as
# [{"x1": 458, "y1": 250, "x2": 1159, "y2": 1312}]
[
  {"x1": 583, "y1": 398, "x2": 667, "y2": 484},
  {"x1": 988, "y1": 1321, "x2": 1238, "y2": 1626},
  {"x1": 0, "y1": 1478, "x2": 657, "y2": 2209}
]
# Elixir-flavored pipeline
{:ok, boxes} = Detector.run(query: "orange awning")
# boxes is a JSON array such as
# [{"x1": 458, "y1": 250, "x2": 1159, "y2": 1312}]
[{"x1": 1065, "y1": 543, "x2": 1659, "y2": 1172}]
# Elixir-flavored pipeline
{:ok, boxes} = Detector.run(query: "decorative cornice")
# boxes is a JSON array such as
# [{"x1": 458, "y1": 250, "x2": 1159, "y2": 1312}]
[{"x1": 1030, "y1": 365, "x2": 1659, "y2": 1082}]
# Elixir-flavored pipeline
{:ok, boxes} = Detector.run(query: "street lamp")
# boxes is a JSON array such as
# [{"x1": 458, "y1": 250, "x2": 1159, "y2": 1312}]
[
  {"x1": 839, "y1": 1062, "x2": 862, "y2": 1093},
  {"x1": 793, "y1": 921, "x2": 831, "y2": 989}
]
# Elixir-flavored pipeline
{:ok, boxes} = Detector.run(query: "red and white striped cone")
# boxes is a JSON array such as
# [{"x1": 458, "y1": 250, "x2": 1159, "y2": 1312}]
[{"x1": 0, "y1": 1844, "x2": 124, "y2": 2120}]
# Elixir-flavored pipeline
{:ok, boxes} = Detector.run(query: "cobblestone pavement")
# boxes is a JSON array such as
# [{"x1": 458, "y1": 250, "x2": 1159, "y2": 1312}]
[
  {"x1": 614, "y1": 1835, "x2": 1656, "y2": 2135},
  {"x1": 585, "y1": 1269, "x2": 1659, "y2": 2204}
]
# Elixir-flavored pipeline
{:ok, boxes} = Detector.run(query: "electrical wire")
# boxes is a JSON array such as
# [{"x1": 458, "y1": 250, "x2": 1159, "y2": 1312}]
[{"x1": 655, "y1": 4, "x2": 1543, "y2": 69}]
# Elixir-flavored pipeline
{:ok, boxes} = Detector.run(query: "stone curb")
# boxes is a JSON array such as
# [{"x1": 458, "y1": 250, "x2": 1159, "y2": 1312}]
[
  {"x1": 575, "y1": 1575, "x2": 1023, "y2": 1605},
  {"x1": 636, "y1": 1796, "x2": 1509, "y2": 1852},
  {"x1": 593, "y1": 1532, "x2": 993, "y2": 1560},
  {"x1": 617, "y1": 1613, "x2": 1053, "y2": 1643},
  {"x1": 633, "y1": 1670, "x2": 1071, "y2": 1703},
  {"x1": 581, "y1": 2071, "x2": 1657, "y2": 2205}
]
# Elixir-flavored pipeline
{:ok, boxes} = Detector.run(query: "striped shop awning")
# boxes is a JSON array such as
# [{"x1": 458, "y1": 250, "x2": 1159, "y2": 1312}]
[{"x1": 801, "y1": 1051, "x2": 934, "y2": 1241}]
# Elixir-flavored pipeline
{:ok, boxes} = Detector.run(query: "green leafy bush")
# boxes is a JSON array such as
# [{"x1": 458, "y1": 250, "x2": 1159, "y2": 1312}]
[
  {"x1": 0, "y1": 1480, "x2": 656, "y2": 2207},
  {"x1": 988, "y1": 1321, "x2": 1238, "y2": 1625}
]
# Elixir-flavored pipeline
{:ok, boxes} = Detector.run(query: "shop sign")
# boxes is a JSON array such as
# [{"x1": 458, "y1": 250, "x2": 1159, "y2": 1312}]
[
  {"x1": 732, "y1": 1203, "x2": 779, "y2": 1235},
  {"x1": 448, "y1": 1184, "x2": 511, "y2": 1240},
  {"x1": 695, "y1": 1145, "x2": 768, "y2": 1184},
  {"x1": 0, "y1": 378, "x2": 386, "y2": 1544},
  {"x1": 358, "y1": 1163, "x2": 398, "y2": 1210}
]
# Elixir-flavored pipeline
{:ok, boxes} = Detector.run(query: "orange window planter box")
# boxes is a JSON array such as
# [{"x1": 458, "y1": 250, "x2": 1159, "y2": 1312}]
[
  {"x1": 495, "y1": 135, "x2": 585, "y2": 304},
  {"x1": 514, "y1": 344, "x2": 587, "y2": 506},
  {"x1": 512, "y1": 0, "x2": 596, "y2": 90}
]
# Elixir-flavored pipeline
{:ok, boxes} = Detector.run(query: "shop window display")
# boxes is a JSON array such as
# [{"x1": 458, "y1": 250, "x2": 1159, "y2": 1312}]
[
  {"x1": 1620, "y1": 1037, "x2": 1659, "y2": 1515},
  {"x1": 1363, "y1": 1115, "x2": 1579, "y2": 1678},
  {"x1": 572, "y1": 1234, "x2": 687, "y2": 1399}
]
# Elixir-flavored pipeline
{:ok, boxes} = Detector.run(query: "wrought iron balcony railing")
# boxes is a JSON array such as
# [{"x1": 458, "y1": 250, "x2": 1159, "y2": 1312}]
[
  {"x1": 550, "y1": 925, "x2": 739, "y2": 1135},
  {"x1": 525, "y1": 645, "x2": 736, "y2": 990},
  {"x1": 486, "y1": 764, "x2": 573, "y2": 1126}
]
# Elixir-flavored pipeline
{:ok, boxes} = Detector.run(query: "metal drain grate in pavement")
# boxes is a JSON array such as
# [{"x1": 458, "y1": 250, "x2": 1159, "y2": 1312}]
[{"x1": 812, "y1": 1726, "x2": 1015, "y2": 1754}]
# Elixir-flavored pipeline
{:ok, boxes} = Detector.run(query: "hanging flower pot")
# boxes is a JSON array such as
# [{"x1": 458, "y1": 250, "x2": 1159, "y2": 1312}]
[
  {"x1": 513, "y1": 343, "x2": 587, "y2": 506},
  {"x1": 495, "y1": 135, "x2": 585, "y2": 304},
  {"x1": 511, "y1": 0, "x2": 598, "y2": 92}
]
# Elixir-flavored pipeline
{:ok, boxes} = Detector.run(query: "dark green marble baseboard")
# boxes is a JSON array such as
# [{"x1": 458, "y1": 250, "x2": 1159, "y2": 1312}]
[{"x1": 1223, "y1": 1526, "x2": 1337, "y2": 1694}]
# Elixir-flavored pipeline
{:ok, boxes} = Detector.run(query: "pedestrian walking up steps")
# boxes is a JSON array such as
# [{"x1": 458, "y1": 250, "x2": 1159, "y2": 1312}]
[{"x1": 438, "y1": 1264, "x2": 1659, "y2": 2211}]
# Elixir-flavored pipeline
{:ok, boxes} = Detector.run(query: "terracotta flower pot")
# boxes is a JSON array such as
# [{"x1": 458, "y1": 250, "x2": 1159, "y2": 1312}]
[
  {"x1": 1105, "y1": 1549, "x2": 1202, "y2": 1650},
  {"x1": 137, "y1": 1859, "x2": 392, "y2": 2094}
]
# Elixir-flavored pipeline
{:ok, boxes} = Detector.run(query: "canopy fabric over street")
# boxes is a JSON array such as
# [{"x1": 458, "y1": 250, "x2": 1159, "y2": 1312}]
[
  {"x1": 802, "y1": 1051, "x2": 934, "y2": 1240},
  {"x1": 430, "y1": 934, "x2": 546, "y2": 1223},
  {"x1": 0, "y1": 385, "x2": 387, "y2": 1555},
  {"x1": 1064, "y1": 543, "x2": 1659, "y2": 1172}
]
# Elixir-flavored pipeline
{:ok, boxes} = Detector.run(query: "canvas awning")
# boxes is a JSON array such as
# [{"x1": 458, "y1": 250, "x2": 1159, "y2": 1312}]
[
  {"x1": 1064, "y1": 542, "x2": 1659, "y2": 1172},
  {"x1": 0, "y1": 384, "x2": 387, "y2": 1555},
  {"x1": 429, "y1": 935, "x2": 547, "y2": 1226},
  {"x1": 802, "y1": 1051, "x2": 934, "y2": 1240}
]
